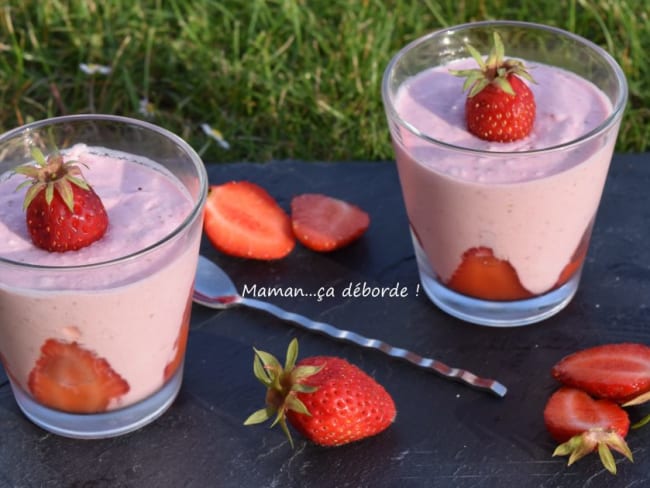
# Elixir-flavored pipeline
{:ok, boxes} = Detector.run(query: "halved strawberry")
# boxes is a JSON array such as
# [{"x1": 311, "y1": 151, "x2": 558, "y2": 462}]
[
  {"x1": 28, "y1": 338, "x2": 130, "y2": 414},
  {"x1": 446, "y1": 247, "x2": 532, "y2": 301},
  {"x1": 551, "y1": 343, "x2": 650, "y2": 404},
  {"x1": 291, "y1": 194, "x2": 370, "y2": 252},
  {"x1": 451, "y1": 32, "x2": 536, "y2": 142},
  {"x1": 543, "y1": 387, "x2": 632, "y2": 474},
  {"x1": 203, "y1": 181, "x2": 295, "y2": 260}
]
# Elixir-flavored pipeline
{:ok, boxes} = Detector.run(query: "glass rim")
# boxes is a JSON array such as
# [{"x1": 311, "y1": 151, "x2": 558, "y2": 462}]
[
  {"x1": 381, "y1": 20, "x2": 629, "y2": 156},
  {"x1": 0, "y1": 114, "x2": 208, "y2": 271}
]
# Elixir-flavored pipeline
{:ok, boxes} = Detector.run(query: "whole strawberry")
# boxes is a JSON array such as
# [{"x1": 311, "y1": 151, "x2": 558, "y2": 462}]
[
  {"x1": 244, "y1": 339, "x2": 396, "y2": 447},
  {"x1": 14, "y1": 148, "x2": 108, "y2": 252},
  {"x1": 451, "y1": 32, "x2": 536, "y2": 142}
]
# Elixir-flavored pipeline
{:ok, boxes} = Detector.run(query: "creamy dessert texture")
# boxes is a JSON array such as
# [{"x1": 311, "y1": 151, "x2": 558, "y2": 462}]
[
  {"x1": 393, "y1": 58, "x2": 617, "y2": 296},
  {"x1": 0, "y1": 144, "x2": 198, "y2": 410}
]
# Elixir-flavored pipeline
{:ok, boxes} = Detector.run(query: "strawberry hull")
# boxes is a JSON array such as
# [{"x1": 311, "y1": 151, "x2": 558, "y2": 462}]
[
  {"x1": 382, "y1": 21, "x2": 628, "y2": 326},
  {"x1": 0, "y1": 117, "x2": 207, "y2": 438}
]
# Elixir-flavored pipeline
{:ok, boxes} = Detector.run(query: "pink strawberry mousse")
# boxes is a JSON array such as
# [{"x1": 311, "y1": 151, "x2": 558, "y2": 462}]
[
  {"x1": 0, "y1": 144, "x2": 200, "y2": 409},
  {"x1": 393, "y1": 58, "x2": 617, "y2": 295}
]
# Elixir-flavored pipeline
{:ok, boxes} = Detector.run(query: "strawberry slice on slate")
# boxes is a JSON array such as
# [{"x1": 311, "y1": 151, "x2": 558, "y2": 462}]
[
  {"x1": 290, "y1": 193, "x2": 370, "y2": 252},
  {"x1": 551, "y1": 343, "x2": 650, "y2": 405},
  {"x1": 543, "y1": 387, "x2": 632, "y2": 474},
  {"x1": 203, "y1": 181, "x2": 295, "y2": 260},
  {"x1": 28, "y1": 338, "x2": 130, "y2": 414}
]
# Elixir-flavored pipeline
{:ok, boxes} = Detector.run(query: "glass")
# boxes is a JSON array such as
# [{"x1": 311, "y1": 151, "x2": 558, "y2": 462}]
[
  {"x1": 0, "y1": 115, "x2": 208, "y2": 437},
  {"x1": 381, "y1": 21, "x2": 628, "y2": 326}
]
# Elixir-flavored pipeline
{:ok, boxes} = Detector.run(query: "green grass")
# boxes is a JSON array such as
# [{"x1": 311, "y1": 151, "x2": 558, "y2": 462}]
[{"x1": 1, "y1": 0, "x2": 648, "y2": 163}]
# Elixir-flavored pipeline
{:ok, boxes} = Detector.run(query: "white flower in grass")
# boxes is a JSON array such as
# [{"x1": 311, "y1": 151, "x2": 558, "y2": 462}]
[
  {"x1": 201, "y1": 123, "x2": 230, "y2": 150},
  {"x1": 138, "y1": 98, "x2": 156, "y2": 118},
  {"x1": 79, "y1": 63, "x2": 112, "y2": 75}
]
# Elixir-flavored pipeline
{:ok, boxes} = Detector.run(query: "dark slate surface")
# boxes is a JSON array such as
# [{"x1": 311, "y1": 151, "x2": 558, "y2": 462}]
[{"x1": 1, "y1": 153, "x2": 650, "y2": 487}]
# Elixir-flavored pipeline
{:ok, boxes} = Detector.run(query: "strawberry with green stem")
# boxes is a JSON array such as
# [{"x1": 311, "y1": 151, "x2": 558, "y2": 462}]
[
  {"x1": 450, "y1": 32, "x2": 536, "y2": 142},
  {"x1": 543, "y1": 387, "x2": 633, "y2": 475},
  {"x1": 14, "y1": 148, "x2": 108, "y2": 252},
  {"x1": 244, "y1": 338, "x2": 396, "y2": 447},
  {"x1": 543, "y1": 343, "x2": 650, "y2": 475}
]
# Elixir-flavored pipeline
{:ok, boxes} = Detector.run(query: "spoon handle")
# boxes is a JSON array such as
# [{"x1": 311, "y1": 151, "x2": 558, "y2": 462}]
[{"x1": 239, "y1": 296, "x2": 507, "y2": 398}]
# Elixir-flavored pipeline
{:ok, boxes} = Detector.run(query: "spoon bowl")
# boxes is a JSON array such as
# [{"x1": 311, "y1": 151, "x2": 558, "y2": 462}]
[{"x1": 193, "y1": 255, "x2": 507, "y2": 398}]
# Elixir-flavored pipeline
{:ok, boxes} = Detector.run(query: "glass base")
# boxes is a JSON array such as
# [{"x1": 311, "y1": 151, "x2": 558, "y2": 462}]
[
  {"x1": 413, "y1": 235, "x2": 580, "y2": 327},
  {"x1": 10, "y1": 364, "x2": 183, "y2": 439}
]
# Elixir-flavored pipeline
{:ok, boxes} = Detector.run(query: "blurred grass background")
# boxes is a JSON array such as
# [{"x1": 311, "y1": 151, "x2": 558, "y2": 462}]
[{"x1": 1, "y1": 0, "x2": 648, "y2": 163}]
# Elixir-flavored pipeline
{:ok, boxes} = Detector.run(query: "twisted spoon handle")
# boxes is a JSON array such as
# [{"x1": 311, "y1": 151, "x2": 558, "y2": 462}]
[{"x1": 239, "y1": 296, "x2": 507, "y2": 397}]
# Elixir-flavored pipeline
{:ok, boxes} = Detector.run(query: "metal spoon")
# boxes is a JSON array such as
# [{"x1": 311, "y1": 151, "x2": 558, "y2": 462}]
[{"x1": 193, "y1": 255, "x2": 507, "y2": 398}]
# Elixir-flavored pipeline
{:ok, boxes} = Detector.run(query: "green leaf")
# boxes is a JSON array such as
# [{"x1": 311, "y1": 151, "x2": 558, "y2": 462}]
[
  {"x1": 44, "y1": 183, "x2": 54, "y2": 206},
  {"x1": 286, "y1": 395, "x2": 311, "y2": 416},
  {"x1": 285, "y1": 338, "x2": 298, "y2": 371},
  {"x1": 55, "y1": 180, "x2": 75, "y2": 212},
  {"x1": 623, "y1": 390, "x2": 650, "y2": 407},
  {"x1": 253, "y1": 347, "x2": 282, "y2": 371},
  {"x1": 493, "y1": 32, "x2": 505, "y2": 63},
  {"x1": 253, "y1": 353, "x2": 273, "y2": 387},
  {"x1": 30, "y1": 148, "x2": 47, "y2": 167},
  {"x1": 465, "y1": 43, "x2": 485, "y2": 70},
  {"x1": 292, "y1": 383, "x2": 318, "y2": 394},
  {"x1": 494, "y1": 77, "x2": 515, "y2": 96},
  {"x1": 243, "y1": 407, "x2": 273, "y2": 425},
  {"x1": 65, "y1": 174, "x2": 90, "y2": 191},
  {"x1": 597, "y1": 443, "x2": 617, "y2": 475},
  {"x1": 278, "y1": 418, "x2": 294, "y2": 449},
  {"x1": 631, "y1": 413, "x2": 650, "y2": 429},
  {"x1": 291, "y1": 364, "x2": 322, "y2": 382},
  {"x1": 23, "y1": 183, "x2": 44, "y2": 210}
]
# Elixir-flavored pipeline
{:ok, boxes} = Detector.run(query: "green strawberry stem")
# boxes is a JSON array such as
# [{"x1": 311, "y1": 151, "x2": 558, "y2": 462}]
[
  {"x1": 243, "y1": 338, "x2": 321, "y2": 448},
  {"x1": 13, "y1": 147, "x2": 90, "y2": 212},
  {"x1": 553, "y1": 429, "x2": 633, "y2": 475},
  {"x1": 449, "y1": 31, "x2": 535, "y2": 98}
]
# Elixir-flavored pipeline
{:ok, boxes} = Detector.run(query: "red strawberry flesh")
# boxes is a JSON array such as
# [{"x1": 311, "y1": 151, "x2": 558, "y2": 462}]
[
  {"x1": 543, "y1": 387, "x2": 629, "y2": 443},
  {"x1": 28, "y1": 338, "x2": 129, "y2": 414},
  {"x1": 551, "y1": 343, "x2": 650, "y2": 403},
  {"x1": 446, "y1": 246, "x2": 532, "y2": 301},
  {"x1": 291, "y1": 193, "x2": 370, "y2": 252},
  {"x1": 203, "y1": 181, "x2": 295, "y2": 260}
]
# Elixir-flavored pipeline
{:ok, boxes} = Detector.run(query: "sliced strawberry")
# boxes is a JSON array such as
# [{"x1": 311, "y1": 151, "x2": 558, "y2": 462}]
[
  {"x1": 446, "y1": 247, "x2": 532, "y2": 301},
  {"x1": 28, "y1": 338, "x2": 129, "y2": 414},
  {"x1": 290, "y1": 194, "x2": 369, "y2": 252},
  {"x1": 551, "y1": 343, "x2": 650, "y2": 404},
  {"x1": 555, "y1": 224, "x2": 592, "y2": 288},
  {"x1": 163, "y1": 292, "x2": 193, "y2": 381},
  {"x1": 543, "y1": 387, "x2": 632, "y2": 474},
  {"x1": 203, "y1": 181, "x2": 295, "y2": 260}
]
